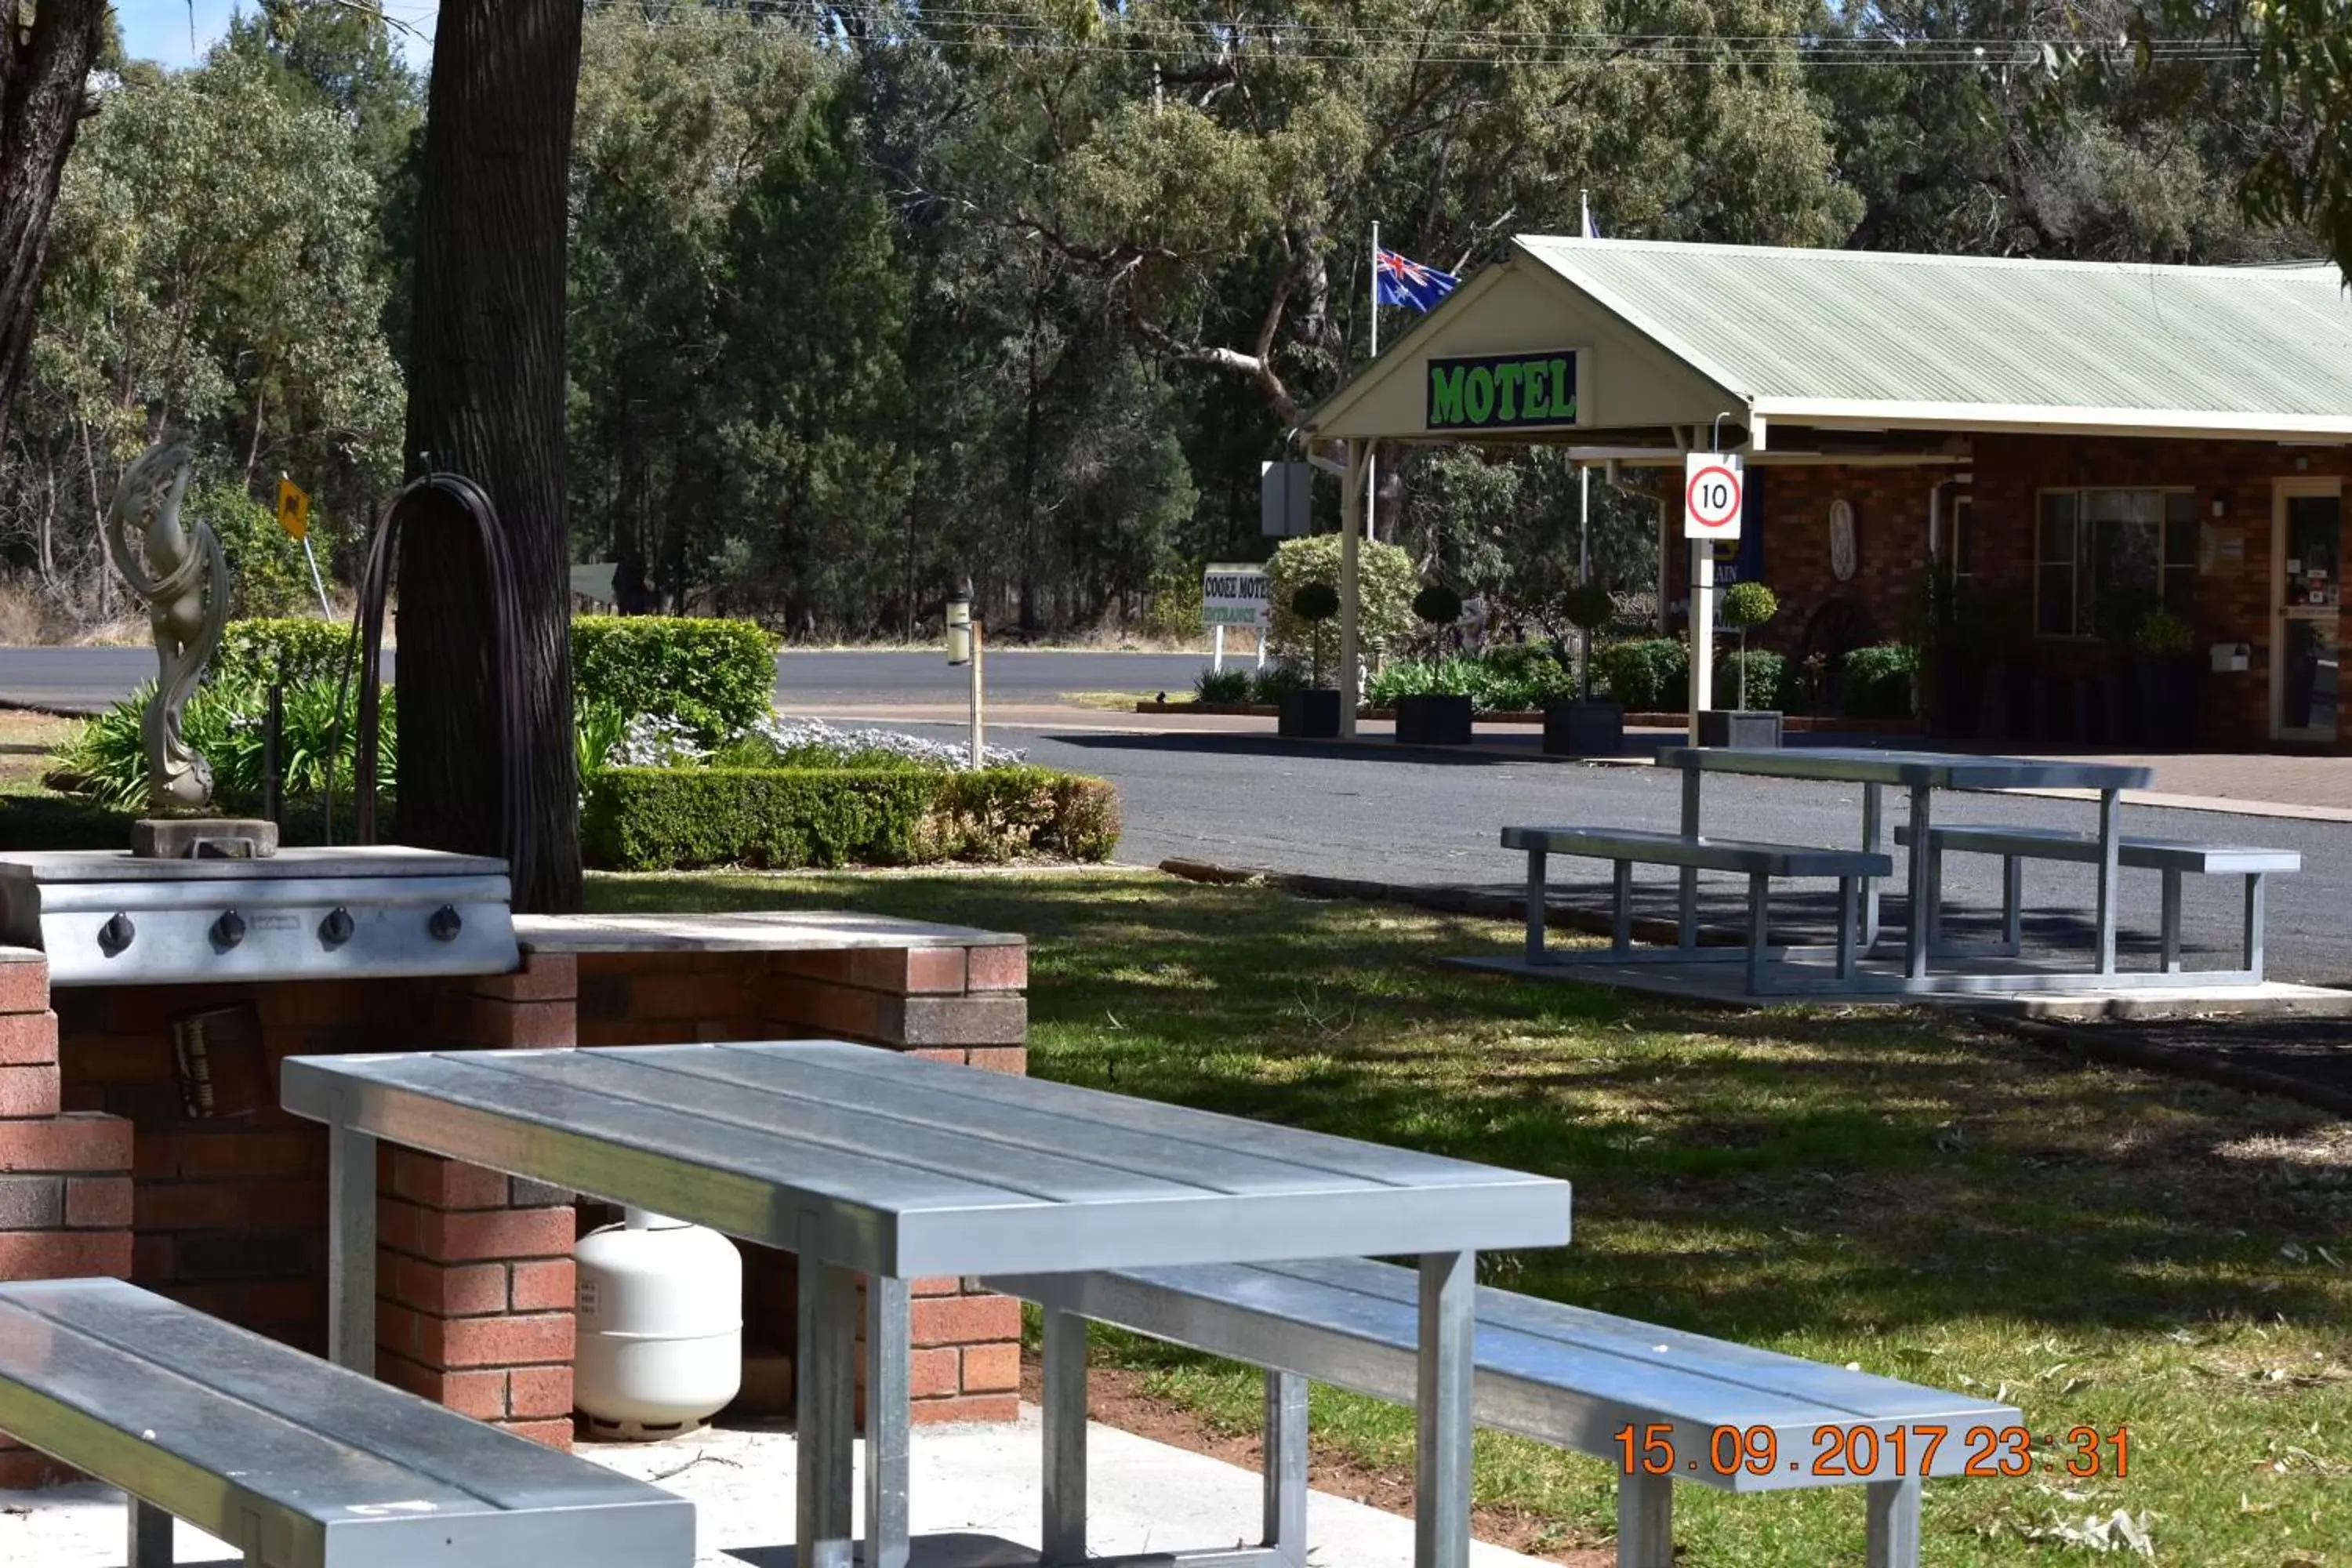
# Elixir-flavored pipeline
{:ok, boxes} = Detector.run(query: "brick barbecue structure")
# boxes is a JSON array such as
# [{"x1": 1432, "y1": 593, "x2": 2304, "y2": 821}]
[
  {"x1": 1303, "y1": 237, "x2": 2352, "y2": 752},
  {"x1": 0, "y1": 912, "x2": 1028, "y2": 1485}
]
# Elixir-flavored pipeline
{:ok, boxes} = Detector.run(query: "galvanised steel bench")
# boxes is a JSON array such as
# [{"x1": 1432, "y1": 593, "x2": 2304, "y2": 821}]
[
  {"x1": 989, "y1": 1258, "x2": 2020, "y2": 1568},
  {"x1": 1894, "y1": 822, "x2": 2299, "y2": 978},
  {"x1": 1504, "y1": 825, "x2": 1893, "y2": 993},
  {"x1": 0, "y1": 1278, "x2": 693, "y2": 1568}
]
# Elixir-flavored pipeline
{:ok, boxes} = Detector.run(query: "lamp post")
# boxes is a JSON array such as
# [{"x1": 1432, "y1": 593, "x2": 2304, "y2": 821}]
[{"x1": 946, "y1": 587, "x2": 984, "y2": 768}]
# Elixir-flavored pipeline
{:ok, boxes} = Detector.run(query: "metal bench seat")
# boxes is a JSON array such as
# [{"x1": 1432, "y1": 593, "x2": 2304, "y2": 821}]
[
  {"x1": 1894, "y1": 822, "x2": 2298, "y2": 976},
  {"x1": 989, "y1": 1257, "x2": 2016, "y2": 1568},
  {"x1": 0, "y1": 1278, "x2": 691, "y2": 1568},
  {"x1": 1503, "y1": 825, "x2": 1894, "y2": 992}
]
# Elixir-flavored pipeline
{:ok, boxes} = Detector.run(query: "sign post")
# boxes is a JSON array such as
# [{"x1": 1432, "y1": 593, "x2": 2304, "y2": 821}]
[
  {"x1": 1203, "y1": 564, "x2": 1272, "y2": 673},
  {"x1": 276, "y1": 476, "x2": 333, "y2": 620},
  {"x1": 1682, "y1": 452, "x2": 1744, "y2": 735}
]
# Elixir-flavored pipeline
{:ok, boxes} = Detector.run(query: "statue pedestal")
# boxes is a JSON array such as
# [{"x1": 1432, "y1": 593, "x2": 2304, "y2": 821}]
[{"x1": 130, "y1": 818, "x2": 280, "y2": 860}]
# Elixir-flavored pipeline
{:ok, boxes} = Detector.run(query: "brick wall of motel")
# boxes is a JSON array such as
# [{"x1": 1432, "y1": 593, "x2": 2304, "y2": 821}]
[
  {"x1": 0, "y1": 932, "x2": 1029, "y2": 1482},
  {"x1": 1663, "y1": 437, "x2": 2352, "y2": 750}
]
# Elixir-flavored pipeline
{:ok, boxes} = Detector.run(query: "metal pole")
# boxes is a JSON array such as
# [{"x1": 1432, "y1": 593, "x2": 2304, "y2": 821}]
[
  {"x1": 263, "y1": 682, "x2": 283, "y2": 827},
  {"x1": 1578, "y1": 463, "x2": 1592, "y2": 696},
  {"x1": 1367, "y1": 222, "x2": 1379, "y2": 543},
  {"x1": 1339, "y1": 442, "x2": 1364, "y2": 740},
  {"x1": 301, "y1": 535, "x2": 333, "y2": 620},
  {"x1": 971, "y1": 620, "x2": 986, "y2": 769},
  {"x1": 1690, "y1": 543, "x2": 1715, "y2": 728},
  {"x1": 1213, "y1": 623, "x2": 1225, "y2": 674}
]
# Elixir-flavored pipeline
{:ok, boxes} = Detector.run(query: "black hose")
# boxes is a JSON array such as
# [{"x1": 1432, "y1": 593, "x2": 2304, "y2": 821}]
[{"x1": 324, "y1": 471, "x2": 536, "y2": 899}]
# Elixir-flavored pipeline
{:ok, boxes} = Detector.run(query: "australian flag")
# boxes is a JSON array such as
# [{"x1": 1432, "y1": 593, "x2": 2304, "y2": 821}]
[{"x1": 1374, "y1": 246, "x2": 1459, "y2": 313}]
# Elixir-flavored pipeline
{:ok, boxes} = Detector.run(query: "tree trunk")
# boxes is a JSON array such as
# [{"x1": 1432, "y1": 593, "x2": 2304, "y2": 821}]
[
  {"x1": 398, "y1": 0, "x2": 583, "y2": 913},
  {"x1": 0, "y1": 0, "x2": 109, "y2": 448}
]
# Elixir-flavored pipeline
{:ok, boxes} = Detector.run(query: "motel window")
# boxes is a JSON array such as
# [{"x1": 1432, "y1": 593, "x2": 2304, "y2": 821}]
[{"x1": 2034, "y1": 488, "x2": 2195, "y2": 638}]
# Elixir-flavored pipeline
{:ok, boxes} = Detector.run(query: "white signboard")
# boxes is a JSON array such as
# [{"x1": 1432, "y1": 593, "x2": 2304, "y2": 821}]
[
  {"x1": 1683, "y1": 452, "x2": 1744, "y2": 540},
  {"x1": 1203, "y1": 564, "x2": 1272, "y2": 629}
]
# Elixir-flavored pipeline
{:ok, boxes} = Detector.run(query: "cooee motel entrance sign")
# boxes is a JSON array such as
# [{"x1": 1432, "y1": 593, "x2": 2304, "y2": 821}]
[{"x1": 1425, "y1": 350, "x2": 1581, "y2": 432}]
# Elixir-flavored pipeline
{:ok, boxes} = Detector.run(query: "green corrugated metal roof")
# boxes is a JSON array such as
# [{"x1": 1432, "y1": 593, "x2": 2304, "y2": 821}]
[{"x1": 1518, "y1": 237, "x2": 2352, "y2": 423}]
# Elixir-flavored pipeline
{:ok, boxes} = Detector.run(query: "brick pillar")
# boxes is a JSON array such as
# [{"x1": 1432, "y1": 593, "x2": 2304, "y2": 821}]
[
  {"x1": 764, "y1": 941, "x2": 1028, "y2": 1423},
  {"x1": 0, "y1": 954, "x2": 135, "y2": 1487},
  {"x1": 371, "y1": 953, "x2": 580, "y2": 1447}
]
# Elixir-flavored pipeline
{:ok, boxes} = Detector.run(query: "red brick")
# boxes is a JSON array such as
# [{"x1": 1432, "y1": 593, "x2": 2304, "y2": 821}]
[
  {"x1": 394, "y1": 1257, "x2": 508, "y2": 1317},
  {"x1": 179, "y1": 1130, "x2": 318, "y2": 1178},
  {"x1": 64, "y1": 1176, "x2": 131, "y2": 1229},
  {"x1": 791, "y1": 946, "x2": 969, "y2": 996},
  {"x1": 0, "y1": 1063, "x2": 60, "y2": 1118},
  {"x1": 629, "y1": 971, "x2": 741, "y2": 1021},
  {"x1": 0, "y1": 956, "x2": 48, "y2": 1014},
  {"x1": 132, "y1": 1233, "x2": 173, "y2": 1282},
  {"x1": 381, "y1": 1356, "x2": 510, "y2": 1420},
  {"x1": 506, "y1": 1365, "x2": 575, "y2": 1419},
  {"x1": 439, "y1": 996, "x2": 575, "y2": 1048},
  {"x1": 376, "y1": 1196, "x2": 425, "y2": 1254},
  {"x1": 965, "y1": 945, "x2": 1027, "y2": 991},
  {"x1": 910, "y1": 1276, "x2": 962, "y2": 1297},
  {"x1": 242, "y1": 1279, "x2": 325, "y2": 1328},
  {"x1": 240, "y1": 1177, "x2": 328, "y2": 1228},
  {"x1": 132, "y1": 1182, "x2": 245, "y2": 1230},
  {"x1": 765, "y1": 979, "x2": 885, "y2": 1040},
  {"x1": 0, "y1": 1229, "x2": 131, "y2": 1279},
  {"x1": 0, "y1": 1446, "x2": 77, "y2": 1489},
  {"x1": 909, "y1": 1346, "x2": 961, "y2": 1399},
  {"x1": 909, "y1": 1047, "x2": 966, "y2": 1065},
  {"x1": 424, "y1": 1206, "x2": 575, "y2": 1263},
  {"x1": 966, "y1": 1047, "x2": 1027, "y2": 1077},
  {"x1": 0, "y1": 1113, "x2": 136, "y2": 1174},
  {"x1": 427, "y1": 1312, "x2": 575, "y2": 1369},
  {"x1": 495, "y1": 1417, "x2": 575, "y2": 1450},
  {"x1": 471, "y1": 953, "x2": 578, "y2": 1004},
  {"x1": 898, "y1": 996, "x2": 1027, "y2": 1047},
  {"x1": 0, "y1": 1011, "x2": 56, "y2": 1065},
  {"x1": 510, "y1": 1258, "x2": 575, "y2": 1312},
  {"x1": 66, "y1": 1034, "x2": 172, "y2": 1085},
  {"x1": 910, "y1": 1393, "x2": 1019, "y2": 1425},
  {"x1": 960, "y1": 1341, "x2": 1021, "y2": 1393},
  {"x1": 910, "y1": 1294, "x2": 1021, "y2": 1347},
  {"x1": 394, "y1": 1152, "x2": 512, "y2": 1211},
  {"x1": 376, "y1": 1301, "x2": 423, "y2": 1359}
]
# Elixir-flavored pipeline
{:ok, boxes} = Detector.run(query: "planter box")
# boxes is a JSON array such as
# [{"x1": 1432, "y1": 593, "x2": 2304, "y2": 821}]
[
  {"x1": 1277, "y1": 688, "x2": 1342, "y2": 739},
  {"x1": 1394, "y1": 693, "x2": 1473, "y2": 746},
  {"x1": 1542, "y1": 700, "x2": 1624, "y2": 757},
  {"x1": 1697, "y1": 710, "x2": 1784, "y2": 749}
]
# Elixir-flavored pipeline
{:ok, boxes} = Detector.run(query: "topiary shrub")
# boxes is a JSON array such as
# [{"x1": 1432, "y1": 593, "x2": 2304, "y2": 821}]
[
  {"x1": 570, "y1": 615, "x2": 779, "y2": 743},
  {"x1": 1412, "y1": 583, "x2": 1464, "y2": 627},
  {"x1": 214, "y1": 618, "x2": 350, "y2": 686},
  {"x1": 1263, "y1": 533, "x2": 1417, "y2": 677},
  {"x1": 1592, "y1": 638, "x2": 1689, "y2": 712},
  {"x1": 1718, "y1": 581, "x2": 1780, "y2": 709}
]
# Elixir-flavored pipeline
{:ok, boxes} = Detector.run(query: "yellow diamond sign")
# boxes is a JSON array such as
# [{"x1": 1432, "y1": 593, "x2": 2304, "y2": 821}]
[{"x1": 275, "y1": 477, "x2": 311, "y2": 542}]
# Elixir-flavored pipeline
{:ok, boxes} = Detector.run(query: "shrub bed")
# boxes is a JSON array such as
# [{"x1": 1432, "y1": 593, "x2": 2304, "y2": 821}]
[
  {"x1": 570, "y1": 615, "x2": 779, "y2": 742},
  {"x1": 583, "y1": 764, "x2": 1120, "y2": 871}
]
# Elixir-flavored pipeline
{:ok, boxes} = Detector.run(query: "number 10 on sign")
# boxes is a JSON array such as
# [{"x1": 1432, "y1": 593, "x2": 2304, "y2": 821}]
[{"x1": 1684, "y1": 452, "x2": 1744, "y2": 540}]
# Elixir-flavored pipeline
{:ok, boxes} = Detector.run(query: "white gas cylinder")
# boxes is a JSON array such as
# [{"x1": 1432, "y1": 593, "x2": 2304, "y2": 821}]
[{"x1": 575, "y1": 1209, "x2": 743, "y2": 1439}]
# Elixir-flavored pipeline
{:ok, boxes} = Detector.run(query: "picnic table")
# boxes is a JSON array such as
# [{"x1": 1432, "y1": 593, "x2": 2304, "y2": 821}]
[
  {"x1": 1657, "y1": 746, "x2": 2154, "y2": 988},
  {"x1": 282, "y1": 1040, "x2": 1573, "y2": 1568}
]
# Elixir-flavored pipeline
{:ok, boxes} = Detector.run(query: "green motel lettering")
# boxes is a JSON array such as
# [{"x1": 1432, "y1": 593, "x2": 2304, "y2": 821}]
[{"x1": 1427, "y1": 352, "x2": 1578, "y2": 431}]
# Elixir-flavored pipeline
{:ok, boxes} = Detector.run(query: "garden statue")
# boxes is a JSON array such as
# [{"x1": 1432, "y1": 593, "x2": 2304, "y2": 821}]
[{"x1": 101, "y1": 443, "x2": 228, "y2": 815}]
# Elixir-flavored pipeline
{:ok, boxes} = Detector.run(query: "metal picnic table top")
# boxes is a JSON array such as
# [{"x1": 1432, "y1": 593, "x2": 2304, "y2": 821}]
[
  {"x1": 1657, "y1": 746, "x2": 2155, "y2": 793},
  {"x1": 281, "y1": 1040, "x2": 1572, "y2": 1279}
]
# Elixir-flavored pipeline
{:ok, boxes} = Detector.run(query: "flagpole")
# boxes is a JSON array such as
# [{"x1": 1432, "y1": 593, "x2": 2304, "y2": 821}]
[{"x1": 1365, "y1": 222, "x2": 1378, "y2": 543}]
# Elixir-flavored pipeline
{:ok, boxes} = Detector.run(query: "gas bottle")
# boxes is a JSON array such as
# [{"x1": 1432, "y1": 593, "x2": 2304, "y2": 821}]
[{"x1": 574, "y1": 1209, "x2": 742, "y2": 1439}]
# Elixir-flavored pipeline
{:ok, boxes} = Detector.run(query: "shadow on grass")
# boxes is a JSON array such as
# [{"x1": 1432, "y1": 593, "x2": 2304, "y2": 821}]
[{"x1": 593, "y1": 869, "x2": 2352, "y2": 1350}]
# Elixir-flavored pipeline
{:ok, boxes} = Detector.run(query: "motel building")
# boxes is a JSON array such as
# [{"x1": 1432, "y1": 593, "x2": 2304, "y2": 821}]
[{"x1": 1304, "y1": 238, "x2": 2352, "y2": 752}]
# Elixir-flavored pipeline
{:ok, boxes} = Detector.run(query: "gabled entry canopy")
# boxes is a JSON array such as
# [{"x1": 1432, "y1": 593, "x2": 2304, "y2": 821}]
[{"x1": 1308, "y1": 238, "x2": 2352, "y2": 450}]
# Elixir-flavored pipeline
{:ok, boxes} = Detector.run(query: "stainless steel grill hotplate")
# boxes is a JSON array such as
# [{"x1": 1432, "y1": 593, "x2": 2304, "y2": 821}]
[{"x1": 0, "y1": 847, "x2": 518, "y2": 987}]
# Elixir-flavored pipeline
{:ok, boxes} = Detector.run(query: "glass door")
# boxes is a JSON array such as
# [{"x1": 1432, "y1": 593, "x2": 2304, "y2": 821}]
[{"x1": 2274, "y1": 483, "x2": 2343, "y2": 742}]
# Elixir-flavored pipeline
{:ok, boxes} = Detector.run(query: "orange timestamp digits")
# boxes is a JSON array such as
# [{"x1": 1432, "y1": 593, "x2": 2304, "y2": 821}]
[{"x1": 1612, "y1": 1421, "x2": 2130, "y2": 1480}]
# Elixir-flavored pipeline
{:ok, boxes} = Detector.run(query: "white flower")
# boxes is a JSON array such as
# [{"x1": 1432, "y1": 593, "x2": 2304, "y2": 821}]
[
  {"x1": 612, "y1": 713, "x2": 710, "y2": 768},
  {"x1": 744, "y1": 713, "x2": 1023, "y2": 771}
]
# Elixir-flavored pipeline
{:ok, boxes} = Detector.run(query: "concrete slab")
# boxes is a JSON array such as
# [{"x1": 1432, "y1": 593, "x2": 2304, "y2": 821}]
[
  {"x1": 0, "y1": 1407, "x2": 1552, "y2": 1568},
  {"x1": 1450, "y1": 953, "x2": 2352, "y2": 1020}
]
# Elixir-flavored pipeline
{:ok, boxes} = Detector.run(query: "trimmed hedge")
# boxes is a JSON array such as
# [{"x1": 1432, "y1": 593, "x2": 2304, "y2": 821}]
[
  {"x1": 571, "y1": 615, "x2": 779, "y2": 742},
  {"x1": 216, "y1": 618, "x2": 350, "y2": 685},
  {"x1": 1592, "y1": 638, "x2": 1689, "y2": 712},
  {"x1": 583, "y1": 764, "x2": 1120, "y2": 871}
]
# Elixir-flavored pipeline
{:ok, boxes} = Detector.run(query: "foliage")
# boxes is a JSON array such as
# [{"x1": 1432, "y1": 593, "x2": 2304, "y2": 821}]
[
  {"x1": 1839, "y1": 644, "x2": 1920, "y2": 719},
  {"x1": 2134, "y1": 604, "x2": 2197, "y2": 655},
  {"x1": 1366, "y1": 648, "x2": 1573, "y2": 712},
  {"x1": 1194, "y1": 668, "x2": 1254, "y2": 704},
  {"x1": 1248, "y1": 666, "x2": 1307, "y2": 703},
  {"x1": 1411, "y1": 583, "x2": 1463, "y2": 626},
  {"x1": 581, "y1": 764, "x2": 1119, "y2": 870},
  {"x1": 569, "y1": 615, "x2": 779, "y2": 742},
  {"x1": 1289, "y1": 583, "x2": 1340, "y2": 623},
  {"x1": 213, "y1": 617, "x2": 350, "y2": 686},
  {"x1": 1592, "y1": 638, "x2": 1690, "y2": 713},
  {"x1": 1264, "y1": 534, "x2": 1417, "y2": 675},
  {"x1": 194, "y1": 484, "x2": 314, "y2": 619},
  {"x1": 574, "y1": 699, "x2": 630, "y2": 779},
  {"x1": 1719, "y1": 580, "x2": 1779, "y2": 630},
  {"x1": 1562, "y1": 583, "x2": 1616, "y2": 633},
  {"x1": 1717, "y1": 648, "x2": 1787, "y2": 711},
  {"x1": 728, "y1": 713, "x2": 1028, "y2": 771},
  {"x1": 60, "y1": 677, "x2": 391, "y2": 812}
]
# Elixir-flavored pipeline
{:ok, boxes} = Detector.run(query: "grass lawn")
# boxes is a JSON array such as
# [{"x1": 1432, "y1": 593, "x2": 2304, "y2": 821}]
[{"x1": 619, "y1": 869, "x2": 2338, "y2": 1563}]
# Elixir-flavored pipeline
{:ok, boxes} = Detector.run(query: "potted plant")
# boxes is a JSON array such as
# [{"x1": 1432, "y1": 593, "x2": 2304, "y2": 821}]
[
  {"x1": 1277, "y1": 582, "x2": 1343, "y2": 738},
  {"x1": 2132, "y1": 604, "x2": 2200, "y2": 749},
  {"x1": 1697, "y1": 580, "x2": 1784, "y2": 747},
  {"x1": 1543, "y1": 582, "x2": 1624, "y2": 756},
  {"x1": 1396, "y1": 583, "x2": 1472, "y2": 744}
]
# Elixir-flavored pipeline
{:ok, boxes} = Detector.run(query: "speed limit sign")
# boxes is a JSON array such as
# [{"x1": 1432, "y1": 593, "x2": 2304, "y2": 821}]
[{"x1": 1683, "y1": 452, "x2": 1744, "y2": 540}]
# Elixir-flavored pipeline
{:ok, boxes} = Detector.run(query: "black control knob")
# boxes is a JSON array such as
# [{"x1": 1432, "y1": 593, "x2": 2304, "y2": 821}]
[
  {"x1": 319, "y1": 907, "x2": 355, "y2": 946},
  {"x1": 212, "y1": 909, "x2": 246, "y2": 949},
  {"x1": 98, "y1": 913, "x2": 135, "y2": 953},
  {"x1": 427, "y1": 905, "x2": 463, "y2": 942}
]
